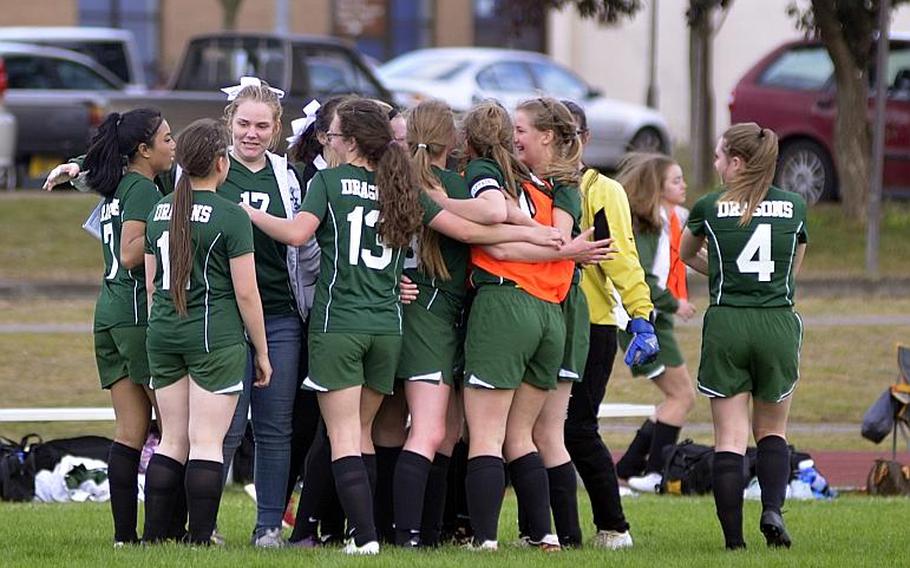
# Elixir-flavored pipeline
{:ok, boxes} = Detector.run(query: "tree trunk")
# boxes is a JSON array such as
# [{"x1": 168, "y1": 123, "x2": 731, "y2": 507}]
[
  {"x1": 220, "y1": 0, "x2": 243, "y2": 31},
  {"x1": 813, "y1": 0, "x2": 870, "y2": 222},
  {"x1": 689, "y1": 11, "x2": 715, "y2": 191}
]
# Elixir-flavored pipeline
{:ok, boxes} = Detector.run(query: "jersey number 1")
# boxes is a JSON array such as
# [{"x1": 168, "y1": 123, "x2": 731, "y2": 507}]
[
  {"x1": 347, "y1": 206, "x2": 392, "y2": 270},
  {"x1": 736, "y1": 223, "x2": 774, "y2": 282},
  {"x1": 156, "y1": 231, "x2": 191, "y2": 291}
]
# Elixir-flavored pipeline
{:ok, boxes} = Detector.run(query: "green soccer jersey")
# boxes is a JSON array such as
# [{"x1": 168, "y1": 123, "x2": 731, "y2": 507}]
[
  {"x1": 217, "y1": 156, "x2": 296, "y2": 315},
  {"x1": 303, "y1": 164, "x2": 442, "y2": 334},
  {"x1": 687, "y1": 186, "x2": 808, "y2": 308},
  {"x1": 94, "y1": 172, "x2": 162, "y2": 332},
  {"x1": 552, "y1": 180, "x2": 582, "y2": 237},
  {"x1": 465, "y1": 157, "x2": 506, "y2": 198},
  {"x1": 403, "y1": 166, "x2": 470, "y2": 303},
  {"x1": 145, "y1": 191, "x2": 255, "y2": 354}
]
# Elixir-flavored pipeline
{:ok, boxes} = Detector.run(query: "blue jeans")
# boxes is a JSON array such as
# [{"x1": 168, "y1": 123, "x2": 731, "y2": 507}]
[{"x1": 222, "y1": 313, "x2": 301, "y2": 531}]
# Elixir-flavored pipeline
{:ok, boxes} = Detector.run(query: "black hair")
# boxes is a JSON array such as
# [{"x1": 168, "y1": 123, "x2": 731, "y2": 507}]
[
  {"x1": 83, "y1": 108, "x2": 164, "y2": 198},
  {"x1": 561, "y1": 99, "x2": 588, "y2": 135},
  {"x1": 289, "y1": 95, "x2": 353, "y2": 165}
]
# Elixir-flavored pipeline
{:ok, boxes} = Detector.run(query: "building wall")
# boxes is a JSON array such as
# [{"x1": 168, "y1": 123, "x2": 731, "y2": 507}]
[
  {"x1": 0, "y1": 0, "x2": 77, "y2": 25},
  {"x1": 549, "y1": 0, "x2": 910, "y2": 144},
  {"x1": 435, "y1": 0, "x2": 473, "y2": 47}
]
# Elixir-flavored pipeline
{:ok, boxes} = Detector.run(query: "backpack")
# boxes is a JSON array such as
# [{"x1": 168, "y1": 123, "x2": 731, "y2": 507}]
[
  {"x1": 659, "y1": 439, "x2": 715, "y2": 495},
  {"x1": 867, "y1": 459, "x2": 910, "y2": 496},
  {"x1": 0, "y1": 434, "x2": 42, "y2": 502}
]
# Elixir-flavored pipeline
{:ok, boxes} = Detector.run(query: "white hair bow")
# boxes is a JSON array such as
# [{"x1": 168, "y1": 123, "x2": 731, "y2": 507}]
[
  {"x1": 220, "y1": 76, "x2": 285, "y2": 100},
  {"x1": 286, "y1": 99, "x2": 322, "y2": 145}
]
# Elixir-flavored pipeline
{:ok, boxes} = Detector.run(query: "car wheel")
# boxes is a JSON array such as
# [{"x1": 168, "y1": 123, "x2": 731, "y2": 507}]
[
  {"x1": 775, "y1": 140, "x2": 836, "y2": 205},
  {"x1": 628, "y1": 127, "x2": 664, "y2": 153}
]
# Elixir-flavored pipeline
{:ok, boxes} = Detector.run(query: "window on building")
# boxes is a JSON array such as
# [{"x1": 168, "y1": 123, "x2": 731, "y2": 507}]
[
  {"x1": 474, "y1": 0, "x2": 545, "y2": 52},
  {"x1": 333, "y1": 0, "x2": 434, "y2": 63},
  {"x1": 79, "y1": 0, "x2": 159, "y2": 84}
]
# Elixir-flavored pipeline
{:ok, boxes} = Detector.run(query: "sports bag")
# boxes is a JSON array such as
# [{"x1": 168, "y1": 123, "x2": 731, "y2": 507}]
[
  {"x1": 0, "y1": 434, "x2": 42, "y2": 502},
  {"x1": 867, "y1": 459, "x2": 910, "y2": 496},
  {"x1": 659, "y1": 439, "x2": 714, "y2": 495}
]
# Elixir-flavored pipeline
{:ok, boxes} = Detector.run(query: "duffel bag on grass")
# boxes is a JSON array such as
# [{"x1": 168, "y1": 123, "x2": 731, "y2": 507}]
[
  {"x1": 659, "y1": 439, "x2": 714, "y2": 495},
  {"x1": 867, "y1": 459, "x2": 910, "y2": 496},
  {"x1": 0, "y1": 434, "x2": 42, "y2": 502}
]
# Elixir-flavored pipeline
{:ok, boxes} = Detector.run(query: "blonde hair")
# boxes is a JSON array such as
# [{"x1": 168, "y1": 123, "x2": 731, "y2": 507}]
[
  {"x1": 515, "y1": 97, "x2": 582, "y2": 186},
  {"x1": 223, "y1": 79, "x2": 284, "y2": 151},
  {"x1": 720, "y1": 122, "x2": 779, "y2": 226},
  {"x1": 407, "y1": 99, "x2": 455, "y2": 280},
  {"x1": 461, "y1": 100, "x2": 530, "y2": 199},
  {"x1": 617, "y1": 152, "x2": 678, "y2": 234}
]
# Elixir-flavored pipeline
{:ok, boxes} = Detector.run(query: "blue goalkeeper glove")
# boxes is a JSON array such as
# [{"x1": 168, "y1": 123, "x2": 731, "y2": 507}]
[{"x1": 624, "y1": 317, "x2": 660, "y2": 367}]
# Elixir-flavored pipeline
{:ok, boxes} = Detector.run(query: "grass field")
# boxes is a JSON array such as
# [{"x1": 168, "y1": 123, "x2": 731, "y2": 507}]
[
  {"x1": 2, "y1": 489, "x2": 908, "y2": 567},
  {"x1": 2, "y1": 193, "x2": 909, "y2": 281}
]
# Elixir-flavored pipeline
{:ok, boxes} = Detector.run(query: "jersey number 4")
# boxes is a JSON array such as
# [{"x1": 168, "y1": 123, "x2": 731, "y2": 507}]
[
  {"x1": 736, "y1": 223, "x2": 775, "y2": 282},
  {"x1": 347, "y1": 206, "x2": 392, "y2": 270}
]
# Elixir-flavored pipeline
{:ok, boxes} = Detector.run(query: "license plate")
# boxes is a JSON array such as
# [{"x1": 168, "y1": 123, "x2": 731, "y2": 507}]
[{"x1": 29, "y1": 155, "x2": 63, "y2": 179}]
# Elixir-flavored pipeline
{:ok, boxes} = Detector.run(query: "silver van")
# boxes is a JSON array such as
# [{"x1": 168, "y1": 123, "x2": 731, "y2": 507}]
[{"x1": 0, "y1": 27, "x2": 145, "y2": 91}]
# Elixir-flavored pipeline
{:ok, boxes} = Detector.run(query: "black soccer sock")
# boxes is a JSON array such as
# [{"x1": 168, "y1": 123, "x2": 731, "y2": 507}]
[
  {"x1": 419, "y1": 452, "x2": 450, "y2": 547},
  {"x1": 392, "y1": 450, "x2": 433, "y2": 545},
  {"x1": 142, "y1": 453, "x2": 184, "y2": 543},
  {"x1": 291, "y1": 430, "x2": 328, "y2": 542},
  {"x1": 713, "y1": 451, "x2": 746, "y2": 549},
  {"x1": 508, "y1": 453, "x2": 552, "y2": 542},
  {"x1": 372, "y1": 445, "x2": 399, "y2": 543},
  {"x1": 615, "y1": 419, "x2": 654, "y2": 479},
  {"x1": 645, "y1": 421, "x2": 682, "y2": 474},
  {"x1": 108, "y1": 441, "x2": 141, "y2": 543},
  {"x1": 332, "y1": 456, "x2": 378, "y2": 546},
  {"x1": 168, "y1": 466, "x2": 188, "y2": 541},
  {"x1": 184, "y1": 459, "x2": 223, "y2": 545},
  {"x1": 443, "y1": 439, "x2": 472, "y2": 540},
  {"x1": 465, "y1": 455, "x2": 505, "y2": 543},
  {"x1": 548, "y1": 461, "x2": 583, "y2": 547},
  {"x1": 757, "y1": 436, "x2": 790, "y2": 514}
]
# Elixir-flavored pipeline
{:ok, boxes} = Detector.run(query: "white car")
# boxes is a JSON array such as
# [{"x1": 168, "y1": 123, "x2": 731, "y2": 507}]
[{"x1": 378, "y1": 47, "x2": 671, "y2": 169}]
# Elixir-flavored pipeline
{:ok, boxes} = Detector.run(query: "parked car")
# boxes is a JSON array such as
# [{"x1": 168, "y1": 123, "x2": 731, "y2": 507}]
[
  {"x1": 730, "y1": 36, "x2": 910, "y2": 204},
  {"x1": 0, "y1": 42, "x2": 121, "y2": 186},
  {"x1": 0, "y1": 26, "x2": 145, "y2": 91},
  {"x1": 0, "y1": 54, "x2": 17, "y2": 189},
  {"x1": 378, "y1": 47, "x2": 672, "y2": 169},
  {"x1": 105, "y1": 32, "x2": 393, "y2": 142}
]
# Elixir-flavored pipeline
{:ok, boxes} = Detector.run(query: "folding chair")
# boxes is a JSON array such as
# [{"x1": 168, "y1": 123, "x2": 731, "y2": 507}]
[{"x1": 890, "y1": 345, "x2": 910, "y2": 458}]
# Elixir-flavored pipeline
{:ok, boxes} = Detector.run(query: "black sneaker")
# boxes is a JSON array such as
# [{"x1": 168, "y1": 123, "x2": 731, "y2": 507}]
[{"x1": 760, "y1": 510, "x2": 792, "y2": 549}]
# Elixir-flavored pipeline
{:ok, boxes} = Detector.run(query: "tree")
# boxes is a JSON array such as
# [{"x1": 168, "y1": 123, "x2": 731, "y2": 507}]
[
  {"x1": 788, "y1": 0, "x2": 908, "y2": 222},
  {"x1": 687, "y1": 1, "x2": 732, "y2": 192},
  {"x1": 219, "y1": 0, "x2": 243, "y2": 30},
  {"x1": 495, "y1": 0, "x2": 643, "y2": 27}
]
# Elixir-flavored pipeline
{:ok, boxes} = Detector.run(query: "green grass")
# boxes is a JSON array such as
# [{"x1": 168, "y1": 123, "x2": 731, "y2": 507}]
[
  {"x1": 1, "y1": 489, "x2": 907, "y2": 567},
  {"x1": 2, "y1": 194, "x2": 909, "y2": 282}
]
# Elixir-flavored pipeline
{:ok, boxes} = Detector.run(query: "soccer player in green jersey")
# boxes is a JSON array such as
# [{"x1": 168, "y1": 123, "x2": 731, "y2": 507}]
[
  {"x1": 142, "y1": 119, "x2": 270, "y2": 546},
  {"x1": 43, "y1": 108, "x2": 175, "y2": 546},
  {"x1": 681, "y1": 123, "x2": 808, "y2": 550},
  {"x1": 245, "y1": 98, "x2": 566, "y2": 555},
  {"x1": 614, "y1": 153, "x2": 697, "y2": 494}
]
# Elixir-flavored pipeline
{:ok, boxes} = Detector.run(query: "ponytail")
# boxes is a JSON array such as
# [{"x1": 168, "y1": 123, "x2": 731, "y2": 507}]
[
  {"x1": 376, "y1": 143, "x2": 423, "y2": 248},
  {"x1": 84, "y1": 108, "x2": 164, "y2": 198},
  {"x1": 169, "y1": 174, "x2": 194, "y2": 316},
  {"x1": 411, "y1": 143, "x2": 449, "y2": 280},
  {"x1": 720, "y1": 123, "x2": 779, "y2": 226},
  {"x1": 462, "y1": 100, "x2": 531, "y2": 200}
]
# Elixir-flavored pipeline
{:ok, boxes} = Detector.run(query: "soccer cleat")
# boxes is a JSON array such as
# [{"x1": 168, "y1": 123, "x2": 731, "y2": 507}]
[
  {"x1": 593, "y1": 530, "x2": 633, "y2": 550},
  {"x1": 210, "y1": 529, "x2": 226, "y2": 546},
  {"x1": 252, "y1": 527, "x2": 286, "y2": 548},
  {"x1": 760, "y1": 510, "x2": 792, "y2": 549},
  {"x1": 289, "y1": 535, "x2": 320, "y2": 549},
  {"x1": 243, "y1": 482, "x2": 257, "y2": 503},
  {"x1": 342, "y1": 539, "x2": 380, "y2": 555},
  {"x1": 533, "y1": 534, "x2": 561, "y2": 552},
  {"x1": 627, "y1": 472, "x2": 663, "y2": 494},
  {"x1": 464, "y1": 539, "x2": 499, "y2": 551}
]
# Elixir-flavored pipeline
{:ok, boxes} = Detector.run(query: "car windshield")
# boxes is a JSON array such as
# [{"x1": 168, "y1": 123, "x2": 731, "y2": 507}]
[
  {"x1": 759, "y1": 46, "x2": 833, "y2": 90},
  {"x1": 380, "y1": 54, "x2": 469, "y2": 81},
  {"x1": 176, "y1": 37, "x2": 285, "y2": 91}
]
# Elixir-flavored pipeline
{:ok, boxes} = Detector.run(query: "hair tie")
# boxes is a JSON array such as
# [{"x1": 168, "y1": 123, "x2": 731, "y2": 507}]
[
  {"x1": 758, "y1": 128, "x2": 766, "y2": 139},
  {"x1": 220, "y1": 76, "x2": 285, "y2": 100},
  {"x1": 387, "y1": 140, "x2": 396, "y2": 149},
  {"x1": 388, "y1": 108, "x2": 400, "y2": 120},
  {"x1": 417, "y1": 143, "x2": 427, "y2": 150}
]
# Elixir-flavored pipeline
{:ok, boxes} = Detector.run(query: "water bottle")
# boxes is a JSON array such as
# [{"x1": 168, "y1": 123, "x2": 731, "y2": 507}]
[{"x1": 797, "y1": 459, "x2": 828, "y2": 497}]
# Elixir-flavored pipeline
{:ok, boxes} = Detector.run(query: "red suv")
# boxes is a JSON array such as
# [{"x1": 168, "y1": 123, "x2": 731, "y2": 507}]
[{"x1": 729, "y1": 36, "x2": 910, "y2": 204}]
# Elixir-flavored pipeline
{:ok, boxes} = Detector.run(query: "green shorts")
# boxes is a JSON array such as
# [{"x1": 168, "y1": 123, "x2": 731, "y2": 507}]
[
  {"x1": 559, "y1": 283, "x2": 591, "y2": 382},
  {"x1": 148, "y1": 343, "x2": 247, "y2": 394},
  {"x1": 306, "y1": 332, "x2": 402, "y2": 395},
  {"x1": 397, "y1": 295, "x2": 461, "y2": 386},
  {"x1": 94, "y1": 326, "x2": 150, "y2": 389},
  {"x1": 464, "y1": 285, "x2": 565, "y2": 391},
  {"x1": 697, "y1": 306, "x2": 803, "y2": 403},
  {"x1": 618, "y1": 310, "x2": 684, "y2": 379}
]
